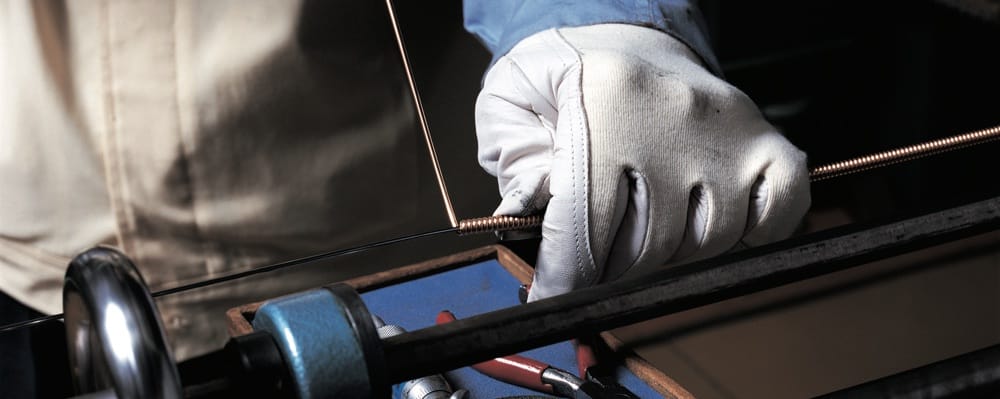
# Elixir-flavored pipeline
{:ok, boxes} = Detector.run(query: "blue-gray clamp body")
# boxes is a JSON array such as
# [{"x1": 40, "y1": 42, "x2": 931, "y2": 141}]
[{"x1": 252, "y1": 284, "x2": 387, "y2": 399}]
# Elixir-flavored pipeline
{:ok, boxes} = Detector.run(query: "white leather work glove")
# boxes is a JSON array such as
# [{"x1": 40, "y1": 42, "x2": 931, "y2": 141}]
[{"x1": 475, "y1": 24, "x2": 811, "y2": 301}]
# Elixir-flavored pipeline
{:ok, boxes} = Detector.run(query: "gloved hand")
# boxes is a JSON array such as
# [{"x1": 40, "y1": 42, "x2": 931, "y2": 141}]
[{"x1": 475, "y1": 24, "x2": 811, "y2": 301}]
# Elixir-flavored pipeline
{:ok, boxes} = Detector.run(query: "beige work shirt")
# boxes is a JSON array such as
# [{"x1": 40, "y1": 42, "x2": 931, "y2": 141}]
[{"x1": 1, "y1": 1, "x2": 424, "y2": 358}]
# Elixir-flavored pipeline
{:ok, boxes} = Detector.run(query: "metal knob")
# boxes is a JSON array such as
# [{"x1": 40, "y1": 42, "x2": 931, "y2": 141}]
[
  {"x1": 373, "y1": 317, "x2": 468, "y2": 399},
  {"x1": 63, "y1": 247, "x2": 182, "y2": 399}
]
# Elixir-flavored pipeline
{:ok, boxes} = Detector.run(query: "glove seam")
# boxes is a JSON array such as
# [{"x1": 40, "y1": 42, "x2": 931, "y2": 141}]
[
  {"x1": 543, "y1": 29, "x2": 577, "y2": 70},
  {"x1": 549, "y1": 29, "x2": 598, "y2": 286}
]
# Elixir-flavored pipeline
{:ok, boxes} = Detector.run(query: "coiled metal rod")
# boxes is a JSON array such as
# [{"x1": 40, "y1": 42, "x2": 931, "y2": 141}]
[
  {"x1": 457, "y1": 215, "x2": 544, "y2": 236},
  {"x1": 809, "y1": 124, "x2": 1000, "y2": 181}
]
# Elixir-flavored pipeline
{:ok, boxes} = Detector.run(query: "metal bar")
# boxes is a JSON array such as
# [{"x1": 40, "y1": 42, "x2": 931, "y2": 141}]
[
  {"x1": 384, "y1": 0, "x2": 458, "y2": 228},
  {"x1": 817, "y1": 344, "x2": 1000, "y2": 398},
  {"x1": 382, "y1": 195, "x2": 1000, "y2": 382},
  {"x1": 809, "y1": 124, "x2": 1000, "y2": 180},
  {"x1": 382, "y1": 0, "x2": 543, "y2": 235}
]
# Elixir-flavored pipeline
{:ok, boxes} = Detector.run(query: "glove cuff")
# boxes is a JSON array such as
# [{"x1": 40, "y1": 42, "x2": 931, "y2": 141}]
[{"x1": 557, "y1": 24, "x2": 708, "y2": 72}]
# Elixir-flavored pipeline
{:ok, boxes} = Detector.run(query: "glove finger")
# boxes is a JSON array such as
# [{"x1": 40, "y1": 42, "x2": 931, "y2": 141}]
[
  {"x1": 601, "y1": 171, "x2": 647, "y2": 282},
  {"x1": 745, "y1": 176, "x2": 768, "y2": 234},
  {"x1": 610, "y1": 174, "x2": 690, "y2": 277},
  {"x1": 703, "y1": 179, "x2": 754, "y2": 258},
  {"x1": 670, "y1": 178, "x2": 750, "y2": 262},
  {"x1": 670, "y1": 185, "x2": 709, "y2": 261},
  {"x1": 742, "y1": 136, "x2": 811, "y2": 246},
  {"x1": 524, "y1": 63, "x2": 595, "y2": 301},
  {"x1": 476, "y1": 59, "x2": 558, "y2": 215},
  {"x1": 527, "y1": 177, "x2": 596, "y2": 301},
  {"x1": 480, "y1": 30, "x2": 591, "y2": 301}
]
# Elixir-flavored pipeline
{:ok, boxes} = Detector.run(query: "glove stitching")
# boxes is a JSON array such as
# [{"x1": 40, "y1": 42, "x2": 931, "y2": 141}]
[
  {"x1": 545, "y1": 29, "x2": 575, "y2": 70},
  {"x1": 551, "y1": 32, "x2": 596, "y2": 286},
  {"x1": 543, "y1": 28, "x2": 593, "y2": 286}
]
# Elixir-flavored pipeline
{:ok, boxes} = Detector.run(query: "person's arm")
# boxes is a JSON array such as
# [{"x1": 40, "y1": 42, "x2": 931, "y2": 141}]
[
  {"x1": 463, "y1": 1, "x2": 721, "y2": 75},
  {"x1": 465, "y1": 1, "x2": 811, "y2": 301}
]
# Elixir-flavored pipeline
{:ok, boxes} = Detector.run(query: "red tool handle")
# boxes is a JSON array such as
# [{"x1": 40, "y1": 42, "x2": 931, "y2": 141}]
[
  {"x1": 573, "y1": 338, "x2": 599, "y2": 378},
  {"x1": 436, "y1": 310, "x2": 554, "y2": 394}
]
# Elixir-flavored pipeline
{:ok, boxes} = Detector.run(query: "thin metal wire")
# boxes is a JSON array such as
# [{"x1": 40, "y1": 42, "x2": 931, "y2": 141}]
[
  {"x1": 385, "y1": 0, "x2": 458, "y2": 228},
  {"x1": 383, "y1": 0, "x2": 544, "y2": 235},
  {"x1": 0, "y1": 314, "x2": 63, "y2": 333},
  {"x1": 810, "y1": 124, "x2": 1000, "y2": 181},
  {"x1": 0, "y1": 227, "x2": 457, "y2": 333},
  {"x1": 152, "y1": 226, "x2": 458, "y2": 297}
]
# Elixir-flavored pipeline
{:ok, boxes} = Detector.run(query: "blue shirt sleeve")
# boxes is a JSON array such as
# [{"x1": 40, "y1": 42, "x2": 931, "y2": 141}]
[{"x1": 463, "y1": 0, "x2": 722, "y2": 76}]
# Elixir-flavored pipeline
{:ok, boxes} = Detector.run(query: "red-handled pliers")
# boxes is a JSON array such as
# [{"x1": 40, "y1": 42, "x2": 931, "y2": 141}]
[{"x1": 436, "y1": 310, "x2": 639, "y2": 399}]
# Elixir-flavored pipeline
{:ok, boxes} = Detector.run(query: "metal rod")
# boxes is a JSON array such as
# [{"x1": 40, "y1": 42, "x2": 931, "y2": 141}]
[
  {"x1": 382, "y1": 195, "x2": 1000, "y2": 382},
  {"x1": 457, "y1": 214, "x2": 543, "y2": 236},
  {"x1": 809, "y1": 124, "x2": 1000, "y2": 180},
  {"x1": 384, "y1": 0, "x2": 458, "y2": 228},
  {"x1": 382, "y1": 0, "x2": 545, "y2": 235},
  {"x1": 817, "y1": 344, "x2": 1000, "y2": 398}
]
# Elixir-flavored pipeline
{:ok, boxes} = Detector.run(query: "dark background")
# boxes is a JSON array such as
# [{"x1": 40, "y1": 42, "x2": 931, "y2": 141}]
[{"x1": 702, "y1": 0, "x2": 1000, "y2": 224}]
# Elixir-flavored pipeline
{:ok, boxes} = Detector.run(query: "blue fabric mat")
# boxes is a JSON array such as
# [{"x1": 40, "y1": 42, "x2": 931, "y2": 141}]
[{"x1": 360, "y1": 259, "x2": 661, "y2": 398}]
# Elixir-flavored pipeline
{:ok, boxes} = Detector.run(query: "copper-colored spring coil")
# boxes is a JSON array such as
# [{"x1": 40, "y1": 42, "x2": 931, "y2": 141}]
[
  {"x1": 457, "y1": 215, "x2": 544, "y2": 235},
  {"x1": 809, "y1": 125, "x2": 1000, "y2": 181}
]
